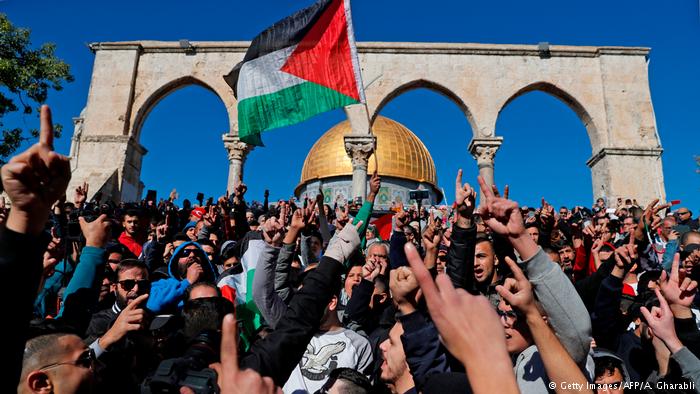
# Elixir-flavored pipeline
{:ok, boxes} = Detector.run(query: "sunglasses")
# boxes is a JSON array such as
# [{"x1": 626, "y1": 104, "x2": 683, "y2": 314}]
[
  {"x1": 181, "y1": 249, "x2": 198, "y2": 257},
  {"x1": 118, "y1": 279, "x2": 150, "y2": 291},
  {"x1": 40, "y1": 348, "x2": 95, "y2": 371}
]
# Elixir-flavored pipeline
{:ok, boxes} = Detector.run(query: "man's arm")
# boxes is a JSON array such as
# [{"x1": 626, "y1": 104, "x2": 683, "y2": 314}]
[
  {"x1": 498, "y1": 257, "x2": 593, "y2": 394},
  {"x1": 0, "y1": 106, "x2": 71, "y2": 390},
  {"x1": 446, "y1": 170, "x2": 477, "y2": 293},
  {"x1": 241, "y1": 223, "x2": 361, "y2": 386},
  {"x1": 252, "y1": 243, "x2": 289, "y2": 329},
  {"x1": 478, "y1": 177, "x2": 592, "y2": 365}
]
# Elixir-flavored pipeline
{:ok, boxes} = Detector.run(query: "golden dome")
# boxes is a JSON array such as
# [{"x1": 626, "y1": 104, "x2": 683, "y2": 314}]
[{"x1": 298, "y1": 115, "x2": 438, "y2": 191}]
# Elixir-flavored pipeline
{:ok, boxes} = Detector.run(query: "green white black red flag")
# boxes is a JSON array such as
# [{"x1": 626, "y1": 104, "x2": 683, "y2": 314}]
[{"x1": 225, "y1": 0, "x2": 365, "y2": 146}]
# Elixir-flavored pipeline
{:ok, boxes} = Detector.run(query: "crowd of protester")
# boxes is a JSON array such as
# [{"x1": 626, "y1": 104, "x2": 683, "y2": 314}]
[{"x1": 2, "y1": 105, "x2": 700, "y2": 394}]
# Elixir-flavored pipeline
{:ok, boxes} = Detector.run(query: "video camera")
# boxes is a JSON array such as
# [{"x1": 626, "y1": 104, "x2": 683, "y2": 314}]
[
  {"x1": 141, "y1": 329, "x2": 221, "y2": 394},
  {"x1": 65, "y1": 201, "x2": 117, "y2": 241}
]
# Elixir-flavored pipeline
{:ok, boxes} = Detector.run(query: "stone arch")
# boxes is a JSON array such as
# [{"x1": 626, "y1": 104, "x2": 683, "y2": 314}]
[
  {"x1": 496, "y1": 81, "x2": 601, "y2": 151},
  {"x1": 130, "y1": 75, "x2": 232, "y2": 142},
  {"x1": 370, "y1": 79, "x2": 477, "y2": 137}
]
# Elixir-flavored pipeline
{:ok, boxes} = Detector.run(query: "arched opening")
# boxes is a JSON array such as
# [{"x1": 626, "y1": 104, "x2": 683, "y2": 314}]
[
  {"x1": 132, "y1": 76, "x2": 225, "y2": 141},
  {"x1": 374, "y1": 85, "x2": 477, "y2": 203},
  {"x1": 139, "y1": 84, "x2": 230, "y2": 203},
  {"x1": 371, "y1": 79, "x2": 478, "y2": 136},
  {"x1": 495, "y1": 85, "x2": 594, "y2": 208}
]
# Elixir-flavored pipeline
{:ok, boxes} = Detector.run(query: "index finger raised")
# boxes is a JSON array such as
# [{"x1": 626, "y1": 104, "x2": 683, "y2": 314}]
[
  {"x1": 125, "y1": 293, "x2": 149, "y2": 311},
  {"x1": 220, "y1": 313, "x2": 240, "y2": 374},
  {"x1": 404, "y1": 242, "x2": 440, "y2": 305},
  {"x1": 39, "y1": 105, "x2": 54, "y2": 150}
]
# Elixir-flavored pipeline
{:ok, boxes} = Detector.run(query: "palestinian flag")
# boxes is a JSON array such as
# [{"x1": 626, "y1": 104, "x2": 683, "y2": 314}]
[{"x1": 225, "y1": 0, "x2": 365, "y2": 146}]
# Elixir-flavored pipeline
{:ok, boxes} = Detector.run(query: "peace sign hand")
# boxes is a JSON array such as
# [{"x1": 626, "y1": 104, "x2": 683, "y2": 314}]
[{"x1": 1, "y1": 105, "x2": 71, "y2": 235}]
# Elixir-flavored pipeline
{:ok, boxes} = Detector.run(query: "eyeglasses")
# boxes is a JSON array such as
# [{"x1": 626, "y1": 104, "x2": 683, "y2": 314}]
[
  {"x1": 181, "y1": 249, "x2": 198, "y2": 257},
  {"x1": 678, "y1": 211, "x2": 690, "y2": 216},
  {"x1": 39, "y1": 348, "x2": 95, "y2": 371},
  {"x1": 118, "y1": 279, "x2": 150, "y2": 291}
]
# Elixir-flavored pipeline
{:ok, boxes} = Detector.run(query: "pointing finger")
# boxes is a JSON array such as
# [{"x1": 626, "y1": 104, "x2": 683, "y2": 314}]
[
  {"x1": 124, "y1": 293, "x2": 149, "y2": 311},
  {"x1": 220, "y1": 313, "x2": 240, "y2": 374},
  {"x1": 39, "y1": 105, "x2": 54, "y2": 150}
]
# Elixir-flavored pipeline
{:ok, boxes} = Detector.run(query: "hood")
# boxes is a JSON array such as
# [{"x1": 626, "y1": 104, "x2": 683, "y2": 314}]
[
  {"x1": 593, "y1": 348, "x2": 632, "y2": 384},
  {"x1": 168, "y1": 241, "x2": 217, "y2": 282}
]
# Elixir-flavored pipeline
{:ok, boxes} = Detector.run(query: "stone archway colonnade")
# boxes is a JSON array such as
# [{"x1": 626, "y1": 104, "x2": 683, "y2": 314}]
[{"x1": 67, "y1": 41, "x2": 665, "y2": 204}]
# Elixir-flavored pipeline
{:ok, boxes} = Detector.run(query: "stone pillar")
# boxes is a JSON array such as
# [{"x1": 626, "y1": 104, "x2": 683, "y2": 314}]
[
  {"x1": 344, "y1": 134, "x2": 377, "y2": 202},
  {"x1": 469, "y1": 137, "x2": 503, "y2": 199},
  {"x1": 223, "y1": 134, "x2": 254, "y2": 192},
  {"x1": 586, "y1": 147, "x2": 665, "y2": 206}
]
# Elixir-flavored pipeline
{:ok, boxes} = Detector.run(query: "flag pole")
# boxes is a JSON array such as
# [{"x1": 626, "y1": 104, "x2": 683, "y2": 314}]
[{"x1": 362, "y1": 102, "x2": 378, "y2": 175}]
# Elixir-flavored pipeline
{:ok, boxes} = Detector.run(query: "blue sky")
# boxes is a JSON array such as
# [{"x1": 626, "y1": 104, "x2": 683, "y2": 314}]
[{"x1": 2, "y1": 0, "x2": 698, "y2": 211}]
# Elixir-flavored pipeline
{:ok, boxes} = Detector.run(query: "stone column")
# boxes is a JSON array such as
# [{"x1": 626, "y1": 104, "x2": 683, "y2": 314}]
[
  {"x1": 586, "y1": 147, "x2": 665, "y2": 206},
  {"x1": 223, "y1": 134, "x2": 254, "y2": 192},
  {"x1": 344, "y1": 134, "x2": 377, "y2": 202},
  {"x1": 469, "y1": 137, "x2": 503, "y2": 199}
]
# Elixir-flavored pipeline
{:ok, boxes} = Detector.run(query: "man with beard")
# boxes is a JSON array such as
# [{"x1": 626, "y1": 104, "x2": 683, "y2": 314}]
[
  {"x1": 557, "y1": 240, "x2": 576, "y2": 276},
  {"x1": 85, "y1": 259, "x2": 150, "y2": 349},
  {"x1": 84, "y1": 260, "x2": 151, "y2": 393},
  {"x1": 118, "y1": 210, "x2": 146, "y2": 258}
]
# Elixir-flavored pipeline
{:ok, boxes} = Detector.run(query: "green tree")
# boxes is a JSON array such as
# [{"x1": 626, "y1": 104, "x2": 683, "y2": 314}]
[{"x1": 0, "y1": 13, "x2": 73, "y2": 163}]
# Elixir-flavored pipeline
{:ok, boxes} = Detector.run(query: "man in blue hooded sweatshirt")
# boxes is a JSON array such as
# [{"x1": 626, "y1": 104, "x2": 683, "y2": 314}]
[{"x1": 147, "y1": 241, "x2": 217, "y2": 313}]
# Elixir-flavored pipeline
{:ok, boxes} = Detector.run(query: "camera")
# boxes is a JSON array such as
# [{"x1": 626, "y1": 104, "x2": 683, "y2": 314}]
[
  {"x1": 141, "y1": 330, "x2": 221, "y2": 394},
  {"x1": 408, "y1": 190, "x2": 429, "y2": 202}
]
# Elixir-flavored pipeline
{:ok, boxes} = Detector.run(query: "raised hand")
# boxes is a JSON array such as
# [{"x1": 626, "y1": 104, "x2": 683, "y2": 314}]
[
  {"x1": 394, "y1": 204, "x2": 409, "y2": 231},
  {"x1": 202, "y1": 314, "x2": 279, "y2": 394},
  {"x1": 42, "y1": 231, "x2": 63, "y2": 277},
  {"x1": 335, "y1": 204, "x2": 350, "y2": 231},
  {"x1": 496, "y1": 256, "x2": 536, "y2": 315},
  {"x1": 367, "y1": 170, "x2": 381, "y2": 202},
  {"x1": 1, "y1": 105, "x2": 71, "y2": 235},
  {"x1": 635, "y1": 199, "x2": 671, "y2": 241},
  {"x1": 641, "y1": 288, "x2": 684, "y2": 354},
  {"x1": 659, "y1": 253, "x2": 698, "y2": 313},
  {"x1": 477, "y1": 176, "x2": 537, "y2": 261},
  {"x1": 362, "y1": 259, "x2": 381, "y2": 282},
  {"x1": 404, "y1": 242, "x2": 518, "y2": 394},
  {"x1": 389, "y1": 266, "x2": 420, "y2": 315},
  {"x1": 454, "y1": 169, "x2": 476, "y2": 226},
  {"x1": 74, "y1": 182, "x2": 89, "y2": 207},
  {"x1": 611, "y1": 243, "x2": 637, "y2": 279},
  {"x1": 78, "y1": 214, "x2": 112, "y2": 248},
  {"x1": 262, "y1": 217, "x2": 284, "y2": 246},
  {"x1": 422, "y1": 212, "x2": 441, "y2": 251},
  {"x1": 539, "y1": 198, "x2": 554, "y2": 226},
  {"x1": 233, "y1": 183, "x2": 247, "y2": 205},
  {"x1": 100, "y1": 293, "x2": 149, "y2": 350}
]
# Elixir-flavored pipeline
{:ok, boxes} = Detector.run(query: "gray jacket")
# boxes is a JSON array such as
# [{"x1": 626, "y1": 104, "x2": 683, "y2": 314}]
[
  {"x1": 514, "y1": 248, "x2": 594, "y2": 393},
  {"x1": 673, "y1": 346, "x2": 700, "y2": 392},
  {"x1": 252, "y1": 243, "x2": 291, "y2": 329},
  {"x1": 523, "y1": 247, "x2": 593, "y2": 365}
]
